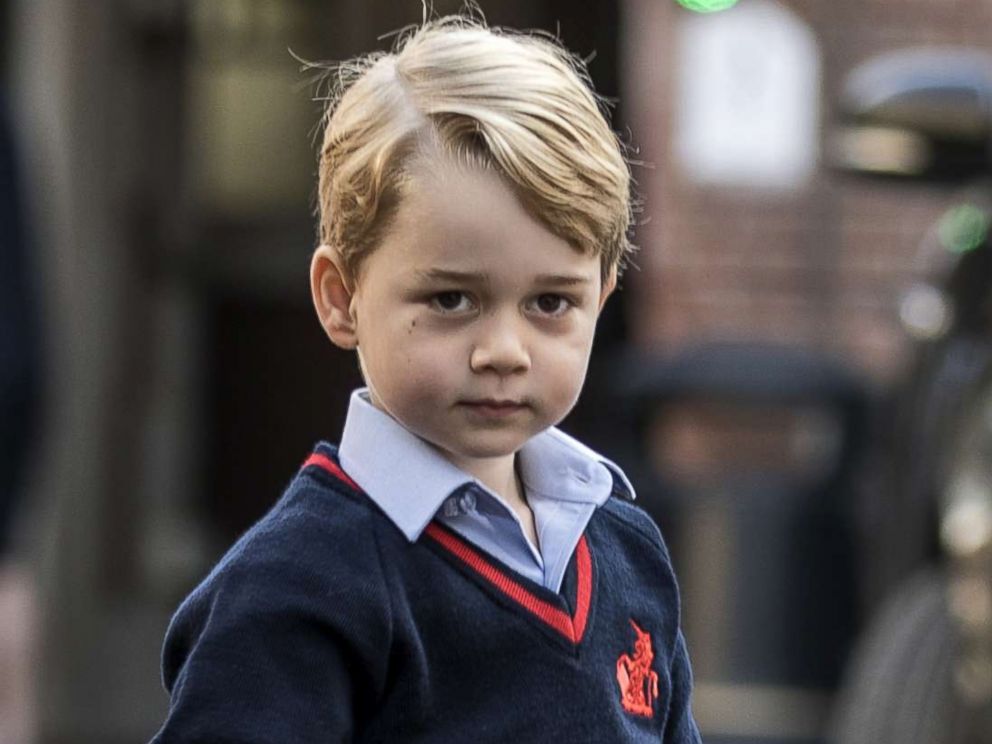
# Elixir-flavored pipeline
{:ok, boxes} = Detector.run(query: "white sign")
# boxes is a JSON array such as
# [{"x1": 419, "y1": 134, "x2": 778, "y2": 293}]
[{"x1": 674, "y1": 0, "x2": 821, "y2": 189}]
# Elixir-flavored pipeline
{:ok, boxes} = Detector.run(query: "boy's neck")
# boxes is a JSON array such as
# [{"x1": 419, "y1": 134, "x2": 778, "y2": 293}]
[
  {"x1": 452, "y1": 451, "x2": 539, "y2": 553},
  {"x1": 447, "y1": 452, "x2": 526, "y2": 511}
]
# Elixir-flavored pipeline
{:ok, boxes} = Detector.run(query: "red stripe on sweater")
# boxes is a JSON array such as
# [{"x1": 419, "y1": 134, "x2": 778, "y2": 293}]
[
  {"x1": 425, "y1": 522, "x2": 592, "y2": 644},
  {"x1": 573, "y1": 535, "x2": 592, "y2": 640},
  {"x1": 302, "y1": 452, "x2": 361, "y2": 492},
  {"x1": 304, "y1": 452, "x2": 593, "y2": 643}
]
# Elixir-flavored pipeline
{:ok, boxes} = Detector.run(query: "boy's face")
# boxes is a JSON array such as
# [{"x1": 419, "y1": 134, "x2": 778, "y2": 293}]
[{"x1": 314, "y1": 161, "x2": 615, "y2": 478}]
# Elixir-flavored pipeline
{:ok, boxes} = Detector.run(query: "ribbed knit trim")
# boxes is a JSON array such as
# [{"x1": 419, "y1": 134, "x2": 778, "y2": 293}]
[
  {"x1": 302, "y1": 449, "x2": 594, "y2": 645},
  {"x1": 424, "y1": 522, "x2": 592, "y2": 644},
  {"x1": 302, "y1": 452, "x2": 361, "y2": 492}
]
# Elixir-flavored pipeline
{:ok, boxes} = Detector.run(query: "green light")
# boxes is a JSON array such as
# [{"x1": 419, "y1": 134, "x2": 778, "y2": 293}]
[
  {"x1": 938, "y1": 203, "x2": 990, "y2": 255},
  {"x1": 675, "y1": 0, "x2": 741, "y2": 12}
]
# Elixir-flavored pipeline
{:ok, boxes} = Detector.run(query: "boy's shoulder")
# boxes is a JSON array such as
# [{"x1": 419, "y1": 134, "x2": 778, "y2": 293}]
[
  {"x1": 596, "y1": 492, "x2": 673, "y2": 563},
  {"x1": 159, "y1": 443, "x2": 396, "y2": 709},
  {"x1": 179, "y1": 443, "x2": 391, "y2": 609},
  {"x1": 247, "y1": 443, "x2": 375, "y2": 533}
]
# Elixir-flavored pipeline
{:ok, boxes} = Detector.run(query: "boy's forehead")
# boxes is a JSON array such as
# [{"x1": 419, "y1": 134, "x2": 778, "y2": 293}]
[
  {"x1": 388, "y1": 236, "x2": 598, "y2": 284},
  {"x1": 407, "y1": 256, "x2": 598, "y2": 285},
  {"x1": 388, "y1": 213, "x2": 598, "y2": 280},
  {"x1": 388, "y1": 162, "x2": 598, "y2": 274}
]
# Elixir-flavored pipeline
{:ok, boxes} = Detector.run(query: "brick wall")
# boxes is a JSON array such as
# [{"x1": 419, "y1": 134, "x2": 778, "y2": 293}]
[{"x1": 622, "y1": 0, "x2": 991, "y2": 381}]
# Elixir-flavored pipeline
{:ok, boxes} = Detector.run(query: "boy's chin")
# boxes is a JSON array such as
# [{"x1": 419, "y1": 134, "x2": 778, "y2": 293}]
[{"x1": 433, "y1": 434, "x2": 530, "y2": 463}]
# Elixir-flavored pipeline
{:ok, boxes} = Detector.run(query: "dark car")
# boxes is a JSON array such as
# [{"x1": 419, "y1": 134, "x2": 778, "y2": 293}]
[{"x1": 828, "y1": 47, "x2": 992, "y2": 744}]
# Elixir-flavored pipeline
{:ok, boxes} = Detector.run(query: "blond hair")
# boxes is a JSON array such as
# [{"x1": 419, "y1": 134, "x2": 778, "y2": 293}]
[{"x1": 316, "y1": 15, "x2": 633, "y2": 283}]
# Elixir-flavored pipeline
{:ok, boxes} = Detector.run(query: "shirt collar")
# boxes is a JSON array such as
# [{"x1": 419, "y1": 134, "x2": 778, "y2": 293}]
[{"x1": 337, "y1": 388, "x2": 635, "y2": 542}]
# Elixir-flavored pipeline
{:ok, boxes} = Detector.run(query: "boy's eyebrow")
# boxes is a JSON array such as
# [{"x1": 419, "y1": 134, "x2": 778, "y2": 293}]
[
  {"x1": 415, "y1": 269, "x2": 592, "y2": 286},
  {"x1": 416, "y1": 269, "x2": 489, "y2": 284},
  {"x1": 533, "y1": 273, "x2": 593, "y2": 286}
]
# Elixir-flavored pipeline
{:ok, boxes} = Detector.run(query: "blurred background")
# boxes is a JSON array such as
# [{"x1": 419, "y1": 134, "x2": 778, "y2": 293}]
[{"x1": 2, "y1": 0, "x2": 991, "y2": 742}]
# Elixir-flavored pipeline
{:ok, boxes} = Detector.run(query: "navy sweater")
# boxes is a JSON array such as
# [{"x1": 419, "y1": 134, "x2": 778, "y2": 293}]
[{"x1": 151, "y1": 444, "x2": 701, "y2": 743}]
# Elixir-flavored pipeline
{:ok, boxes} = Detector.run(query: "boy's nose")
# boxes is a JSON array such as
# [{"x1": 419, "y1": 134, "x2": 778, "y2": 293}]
[{"x1": 469, "y1": 317, "x2": 531, "y2": 376}]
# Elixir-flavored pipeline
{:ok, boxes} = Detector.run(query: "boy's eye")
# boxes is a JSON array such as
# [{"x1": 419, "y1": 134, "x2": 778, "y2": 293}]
[
  {"x1": 430, "y1": 291, "x2": 473, "y2": 313},
  {"x1": 532, "y1": 293, "x2": 572, "y2": 316}
]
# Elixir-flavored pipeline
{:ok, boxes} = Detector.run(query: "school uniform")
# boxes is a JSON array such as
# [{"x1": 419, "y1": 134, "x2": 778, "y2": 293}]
[{"x1": 151, "y1": 389, "x2": 701, "y2": 743}]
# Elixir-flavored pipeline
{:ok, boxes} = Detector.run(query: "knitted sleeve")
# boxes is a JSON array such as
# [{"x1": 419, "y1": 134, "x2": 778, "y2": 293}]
[
  {"x1": 604, "y1": 498, "x2": 703, "y2": 744},
  {"x1": 663, "y1": 628, "x2": 703, "y2": 743},
  {"x1": 150, "y1": 491, "x2": 392, "y2": 743}
]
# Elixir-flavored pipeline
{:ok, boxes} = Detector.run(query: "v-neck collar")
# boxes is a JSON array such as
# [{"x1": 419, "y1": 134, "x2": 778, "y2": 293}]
[
  {"x1": 337, "y1": 388, "x2": 633, "y2": 544},
  {"x1": 423, "y1": 521, "x2": 594, "y2": 645},
  {"x1": 302, "y1": 444, "x2": 598, "y2": 647}
]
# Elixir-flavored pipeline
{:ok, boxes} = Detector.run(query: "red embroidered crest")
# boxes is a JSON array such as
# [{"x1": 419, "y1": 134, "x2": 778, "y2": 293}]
[{"x1": 616, "y1": 619, "x2": 660, "y2": 717}]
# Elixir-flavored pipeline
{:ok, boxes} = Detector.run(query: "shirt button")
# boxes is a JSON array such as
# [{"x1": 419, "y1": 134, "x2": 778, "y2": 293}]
[
  {"x1": 441, "y1": 495, "x2": 462, "y2": 517},
  {"x1": 442, "y1": 489, "x2": 478, "y2": 517}
]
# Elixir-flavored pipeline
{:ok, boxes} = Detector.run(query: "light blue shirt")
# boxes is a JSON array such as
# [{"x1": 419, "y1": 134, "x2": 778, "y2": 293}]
[{"x1": 338, "y1": 389, "x2": 635, "y2": 593}]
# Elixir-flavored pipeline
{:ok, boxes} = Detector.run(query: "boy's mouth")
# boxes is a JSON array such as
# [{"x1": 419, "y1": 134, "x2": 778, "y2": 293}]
[{"x1": 459, "y1": 399, "x2": 529, "y2": 417}]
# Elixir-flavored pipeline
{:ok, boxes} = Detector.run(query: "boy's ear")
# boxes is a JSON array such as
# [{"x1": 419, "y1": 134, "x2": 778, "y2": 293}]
[
  {"x1": 598, "y1": 267, "x2": 618, "y2": 313},
  {"x1": 310, "y1": 244, "x2": 358, "y2": 349}
]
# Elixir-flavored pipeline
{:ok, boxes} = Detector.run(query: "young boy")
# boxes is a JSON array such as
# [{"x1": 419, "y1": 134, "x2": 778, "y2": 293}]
[{"x1": 152, "y1": 15, "x2": 700, "y2": 743}]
